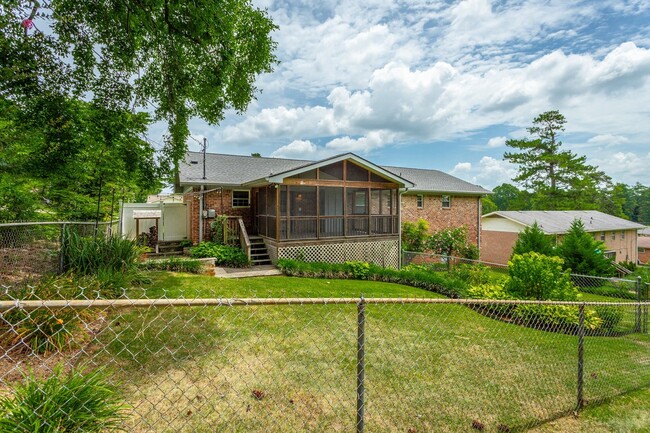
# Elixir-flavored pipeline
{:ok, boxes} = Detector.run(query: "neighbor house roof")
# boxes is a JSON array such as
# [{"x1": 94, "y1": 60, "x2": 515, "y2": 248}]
[
  {"x1": 639, "y1": 237, "x2": 650, "y2": 249},
  {"x1": 178, "y1": 152, "x2": 490, "y2": 195},
  {"x1": 639, "y1": 227, "x2": 650, "y2": 236},
  {"x1": 482, "y1": 210, "x2": 646, "y2": 234}
]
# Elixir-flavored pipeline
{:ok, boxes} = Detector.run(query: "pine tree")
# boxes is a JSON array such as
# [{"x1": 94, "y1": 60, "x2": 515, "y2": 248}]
[
  {"x1": 504, "y1": 111, "x2": 610, "y2": 210},
  {"x1": 556, "y1": 219, "x2": 614, "y2": 277}
]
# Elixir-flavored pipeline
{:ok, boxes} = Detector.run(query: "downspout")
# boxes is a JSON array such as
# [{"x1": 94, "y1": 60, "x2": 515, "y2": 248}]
[
  {"x1": 398, "y1": 187, "x2": 408, "y2": 269},
  {"x1": 199, "y1": 185, "x2": 204, "y2": 243},
  {"x1": 477, "y1": 196, "x2": 482, "y2": 255}
]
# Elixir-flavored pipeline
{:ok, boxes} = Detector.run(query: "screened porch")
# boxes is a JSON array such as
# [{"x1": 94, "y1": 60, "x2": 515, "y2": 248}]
[{"x1": 254, "y1": 160, "x2": 400, "y2": 242}]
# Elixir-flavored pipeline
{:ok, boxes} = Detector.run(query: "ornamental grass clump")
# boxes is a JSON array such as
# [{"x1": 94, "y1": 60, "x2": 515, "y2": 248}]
[
  {"x1": 0, "y1": 364, "x2": 127, "y2": 433},
  {"x1": 0, "y1": 275, "x2": 97, "y2": 354}
]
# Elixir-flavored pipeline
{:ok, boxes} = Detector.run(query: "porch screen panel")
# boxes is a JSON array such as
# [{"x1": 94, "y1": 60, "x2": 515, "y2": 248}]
[
  {"x1": 346, "y1": 162, "x2": 369, "y2": 182},
  {"x1": 371, "y1": 188, "x2": 395, "y2": 235},
  {"x1": 346, "y1": 188, "x2": 369, "y2": 236},
  {"x1": 258, "y1": 187, "x2": 267, "y2": 237},
  {"x1": 289, "y1": 186, "x2": 317, "y2": 239},
  {"x1": 319, "y1": 161, "x2": 344, "y2": 180},
  {"x1": 319, "y1": 187, "x2": 343, "y2": 238},
  {"x1": 268, "y1": 186, "x2": 277, "y2": 239}
]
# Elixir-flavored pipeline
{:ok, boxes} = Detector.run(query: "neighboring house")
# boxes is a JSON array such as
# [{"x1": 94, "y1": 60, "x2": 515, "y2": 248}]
[
  {"x1": 481, "y1": 210, "x2": 646, "y2": 265},
  {"x1": 639, "y1": 235, "x2": 650, "y2": 265},
  {"x1": 177, "y1": 152, "x2": 490, "y2": 267}
]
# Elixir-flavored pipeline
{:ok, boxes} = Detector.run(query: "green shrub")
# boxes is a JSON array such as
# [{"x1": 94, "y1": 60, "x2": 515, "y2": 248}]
[
  {"x1": 594, "y1": 306, "x2": 625, "y2": 332},
  {"x1": 0, "y1": 275, "x2": 97, "y2": 353},
  {"x1": 513, "y1": 305, "x2": 602, "y2": 332},
  {"x1": 466, "y1": 284, "x2": 511, "y2": 300},
  {"x1": 504, "y1": 252, "x2": 578, "y2": 301},
  {"x1": 276, "y1": 259, "x2": 467, "y2": 298},
  {"x1": 401, "y1": 219, "x2": 429, "y2": 252},
  {"x1": 0, "y1": 364, "x2": 126, "y2": 432},
  {"x1": 511, "y1": 222, "x2": 555, "y2": 258},
  {"x1": 345, "y1": 261, "x2": 371, "y2": 279},
  {"x1": 189, "y1": 242, "x2": 249, "y2": 267},
  {"x1": 138, "y1": 258, "x2": 204, "y2": 273},
  {"x1": 577, "y1": 284, "x2": 637, "y2": 300},
  {"x1": 450, "y1": 264, "x2": 492, "y2": 286}
]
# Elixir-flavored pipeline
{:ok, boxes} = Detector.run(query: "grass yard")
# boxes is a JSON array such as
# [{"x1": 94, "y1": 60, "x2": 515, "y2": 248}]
[{"x1": 93, "y1": 272, "x2": 650, "y2": 433}]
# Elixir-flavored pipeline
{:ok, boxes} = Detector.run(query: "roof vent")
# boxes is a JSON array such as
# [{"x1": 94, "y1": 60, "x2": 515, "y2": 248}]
[{"x1": 190, "y1": 160, "x2": 198, "y2": 165}]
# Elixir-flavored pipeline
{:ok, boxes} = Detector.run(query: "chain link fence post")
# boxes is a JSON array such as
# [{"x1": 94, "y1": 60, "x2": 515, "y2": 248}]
[
  {"x1": 636, "y1": 276, "x2": 642, "y2": 333},
  {"x1": 576, "y1": 303, "x2": 585, "y2": 412},
  {"x1": 356, "y1": 295, "x2": 366, "y2": 433},
  {"x1": 644, "y1": 282, "x2": 649, "y2": 334}
]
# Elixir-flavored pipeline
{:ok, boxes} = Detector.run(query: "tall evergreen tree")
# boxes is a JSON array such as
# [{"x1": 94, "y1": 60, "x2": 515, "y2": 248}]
[{"x1": 504, "y1": 111, "x2": 610, "y2": 210}]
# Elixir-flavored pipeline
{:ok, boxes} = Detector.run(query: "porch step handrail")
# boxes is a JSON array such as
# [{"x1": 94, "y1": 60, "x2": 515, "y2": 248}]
[{"x1": 237, "y1": 217, "x2": 251, "y2": 261}]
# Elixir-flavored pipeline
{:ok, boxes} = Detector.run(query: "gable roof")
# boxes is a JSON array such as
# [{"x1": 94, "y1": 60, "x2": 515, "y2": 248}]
[
  {"x1": 178, "y1": 152, "x2": 490, "y2": 195},
  {"x1": 482, "y1": 210, "x2": 646, "y2": 234}
]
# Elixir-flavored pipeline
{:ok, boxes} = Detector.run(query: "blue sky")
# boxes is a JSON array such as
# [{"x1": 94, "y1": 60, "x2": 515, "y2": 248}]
[{"x1": 156, "y1": 0, "x2": 650, "y2": 190}]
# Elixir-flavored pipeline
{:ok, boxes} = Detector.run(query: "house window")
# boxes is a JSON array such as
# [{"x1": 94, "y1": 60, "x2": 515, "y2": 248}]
[
  {"x1": 232, "y1": 190, "x2": 250, "y2": 207},
  {"x1": 416, "y1": 195, "x2": 423, "y2": 209},
  {"x1": 640, "y1": 248, "x2": 646, "y2": 253},
  {"x1": 600, "y1": 232, "x2": 605, "y2": 241},
  {"x1": 604, "y1": 251, "x2": 616, "y2": 260},
  {"x1": 611, "y1": 231, "x2": 616, "y2": 240},
  {"x1": 621, "y1": 231, "x2": 625, "y2": 240},
  {"x1": 442, "y1": 195, "x2": 451, "y2": 209}
]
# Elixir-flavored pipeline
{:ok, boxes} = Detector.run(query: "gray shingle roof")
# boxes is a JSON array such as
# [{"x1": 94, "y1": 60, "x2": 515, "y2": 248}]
[
  {"x1": 178, "y1": 152, "x2": 491, "y2": 195},
  {"x1": 382, "y1": 165, "x2": 491, "y2": 195},
  {"x1": 484, "y1": 210, "x2": 646, "y2": 234}
]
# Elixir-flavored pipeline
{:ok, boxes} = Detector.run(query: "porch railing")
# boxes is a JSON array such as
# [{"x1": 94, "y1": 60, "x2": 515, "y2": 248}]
[
  {"x1": 272, "y1": 215, "x2": 398, "y2": 240},
  {"x1": 221, "y1": 216, "x2": 251, "y2": 261}
]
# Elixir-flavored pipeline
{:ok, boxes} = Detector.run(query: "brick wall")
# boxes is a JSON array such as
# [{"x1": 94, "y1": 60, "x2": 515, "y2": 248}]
[
  {"x1": 481, "y1": 230, "x2": 519, "y2": 265},
  {"x1": 186, "y1": 187, "x2": 253, "y2": 244},
  {"x1": 401, "y1": 194, "x2": 481, "y2": 245}
]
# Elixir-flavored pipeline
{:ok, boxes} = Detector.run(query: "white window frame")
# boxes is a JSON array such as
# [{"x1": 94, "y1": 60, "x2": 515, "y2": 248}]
[
  {"x1": 621, "y1": 230, "x2": 625, "y2": 240},
  {"x1": 416, "y1": 195, "x2": 424, "y2": 209},
  {"x1": 610, "y1": 231, "x2": 616, "y2": 241},
  {"x1": 232, "y1": 190, "x2": 251, "y2": 208},
  {"x1": 600, "y1": 232, "x2": 605, "y2": 241},
  {"x1": 442, "y1": 195, "x2": 451, "y2": 209}
]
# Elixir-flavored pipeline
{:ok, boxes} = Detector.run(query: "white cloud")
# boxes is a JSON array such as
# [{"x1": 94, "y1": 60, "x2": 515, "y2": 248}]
[
  {"x1": 270, "y1": 140, "x2": 319, "y2": 159},
  {"x1": 487, "y1": 136, "x2": 507, "y2": 148},
  {"x1": 451, "y1": 162, "x2": 472, "y2": 173},
  {"x1": 459, "y1": 156, "x2": 518, "y2": 189},
  {"x1": 587, "y1": 134, "x2": 629, "y2": 146}
]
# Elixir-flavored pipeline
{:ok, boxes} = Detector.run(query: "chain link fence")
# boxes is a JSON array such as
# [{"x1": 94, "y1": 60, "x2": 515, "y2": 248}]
[
  {"x1": 0, "y1": 221, "x2": 119, "y2": 284},
  {"x1": 1, "y1": 288, "x2": 648, "y2": 432}
]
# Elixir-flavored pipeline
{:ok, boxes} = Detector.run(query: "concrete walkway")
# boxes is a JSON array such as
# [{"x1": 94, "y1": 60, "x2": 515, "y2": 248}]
[{"x1": 214, "y1": 265, "x2": 282, "y2": 278}]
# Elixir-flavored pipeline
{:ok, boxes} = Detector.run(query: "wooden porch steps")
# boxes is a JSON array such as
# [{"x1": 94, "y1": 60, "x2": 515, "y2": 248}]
[
  {"x1": 249, "y1": 236, "x2": 272, "y2": 266},
  {"x1": 147, "y1": 240, "x2": 185, "y2": 259}
]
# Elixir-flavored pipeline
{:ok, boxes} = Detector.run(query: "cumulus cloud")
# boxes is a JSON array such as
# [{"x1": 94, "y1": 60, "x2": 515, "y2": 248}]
[
  {"x1": 487, "y1": 136, "x2": 507, "y2": 148},
  {"x1": 451, "y1": 162, "x2": 472, "y2": 174},
  {"x1": 270, "y1": 140, "x2": 319, "y2": 159},
  {"x1": 587, "y1": 134, "x2": 629, "y2": 146}
]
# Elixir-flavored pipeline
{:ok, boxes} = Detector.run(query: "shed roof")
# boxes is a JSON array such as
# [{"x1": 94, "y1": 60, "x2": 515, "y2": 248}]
[
  {"x1": 178, "y1": 152, "x2": 490, "y2": 195},
  {"x1": 482, "y1": 210, "x2": 646, "y2": 234}
]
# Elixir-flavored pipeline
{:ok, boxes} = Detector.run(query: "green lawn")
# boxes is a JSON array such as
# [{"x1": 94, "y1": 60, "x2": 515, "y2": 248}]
[{"x1": 94, "y1": 272, "x2": 649, "y2": 433}]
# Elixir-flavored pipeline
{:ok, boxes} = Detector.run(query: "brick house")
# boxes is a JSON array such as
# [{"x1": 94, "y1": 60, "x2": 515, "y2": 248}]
[
  {"x1": 639, "y1": 231, "x2": 650, "y2": 265},
  {"x1": 481, "y1": 210, "x2": 646, "y2": 265},
  {"x1": 177, "y1": 152, "x2": 491, "y2": 268}
]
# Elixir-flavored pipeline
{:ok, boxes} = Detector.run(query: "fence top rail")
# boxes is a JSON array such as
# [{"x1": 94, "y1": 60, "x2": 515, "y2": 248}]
[
  {"x1": 1, "y1": 297, "x2": 648, "y2": 311},
  {"x1": 0, "y1": 220, "x2": 119, "y2": 228}
]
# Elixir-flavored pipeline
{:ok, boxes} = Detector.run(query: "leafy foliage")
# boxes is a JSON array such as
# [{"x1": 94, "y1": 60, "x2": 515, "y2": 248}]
[
  {"x1": 1, "y1": 0, "x2": 278, "y2": 171},
  {"x1": 0, "y1": 365, "x2": 126, "y2": 432},
  {"x1": 189, "y1": 242, "x2": 249, "y2": 267},
  {"x1": 504, "y1": 111, "x2": 610, "y2": 210},
  {"x1": 504, "y1": 252, "x2": 578, "y2": 301},
  {"x1": 0, "y1": 97, "x2": 161, "y2": 220},
  {"x1": 401, "y1": 219, "x2": 429, "y2": 252},
  {"x1": 555, "y1": 219, "x2": 615, "y2": 277},
  {"x1": 138, "y1": 257, "x2": 204, "y2": 273},
  {"x1": 511, "y1": 222, "x2": 555, "y2": 257}
]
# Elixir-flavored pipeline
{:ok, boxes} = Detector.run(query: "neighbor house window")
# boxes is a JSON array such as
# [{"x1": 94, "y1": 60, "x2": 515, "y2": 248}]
[
  {"x1": 442, "y1": 195, "x2": 451, "y2": 209},
  {"x1": 416, "y1": 195, "x2": 423, "y2": 209},
  {"x1": 232, "y1": 190, "x2": 250, "y2": 207},
  {"x1": 611, "y1": 231, "x2": 616, "y2": 240},
  {"x1": 600, "y1": 232, "x2": 605, "y2": 241},
  {"x1": 621, "y1": 231, "x2": 625, "y2": 240},
  {"x1": 640, "y1": 248, "x2": 646, "y2": 253}
]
